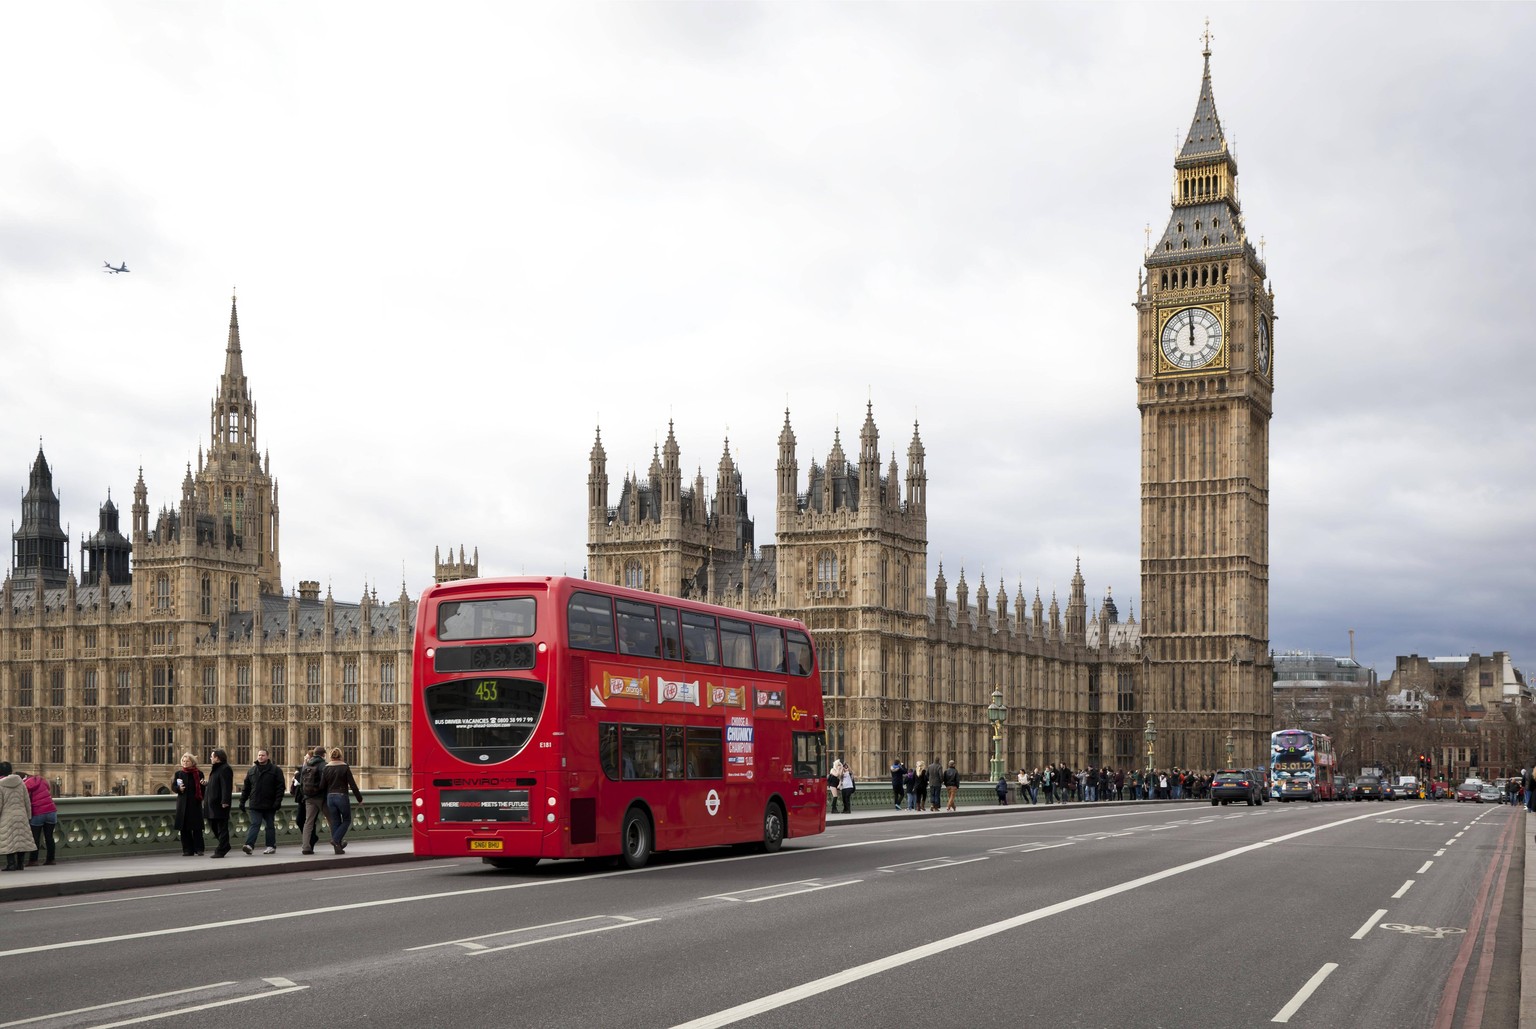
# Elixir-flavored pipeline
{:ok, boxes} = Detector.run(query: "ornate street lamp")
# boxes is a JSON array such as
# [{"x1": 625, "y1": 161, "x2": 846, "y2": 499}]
[
  {"x1": 987, "y1": 687, "x2": 1007, "y2": 783},
  {"x1": 1144, "y1": 718, "x2": 1157, "y2": 773},
  {"x1": 1225, "y1": 730, "x2": 1235, "y2": 768}
]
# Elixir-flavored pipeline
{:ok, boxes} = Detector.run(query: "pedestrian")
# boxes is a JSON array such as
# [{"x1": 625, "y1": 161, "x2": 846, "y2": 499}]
[
  {"x1": 928, "y1": 757, "x2": 943, "y2": 811},
  {"x1": 904, "y1": 763, "x2": 918, "y2": 810},
  {"x1": 24, "y1": 771, "x2": 58, "y2": 866},
  {"x1": 321, "y1": 747, "x2": 365, "y2": 853},
  {"x1": 914, "y1": 762, "x2": 930, "y2": 812},
  {"x1": 204, "y1": 748, "x2": 234, "y2": 858},
  {"x1": 996, "y1": 774, "x2": 1008, "y2": 805},
  {"x1": 0, "y1": 762, "x2": 34, "y2": 872},
  {"x1": 238, "y1": 748, "x2": 285, "y2": 855},
  {"x1": 828, "y1": 759, "x2": 844, "y2": 810},
  {"x1": 942, "y1": 759, "x2": 960, "y2": 810},
  {"x1": 172, "y1": 753, "x2": 207, "y2": 856},
  {"x1": 890, "y1": 759, "x2": 905, "y2": 811},
  {"x1": 839, "y1": 762, "x2": 856, "y2": 813},
  {"x1": 296, "y1": 746, "x2": 328, "y2": 854}
]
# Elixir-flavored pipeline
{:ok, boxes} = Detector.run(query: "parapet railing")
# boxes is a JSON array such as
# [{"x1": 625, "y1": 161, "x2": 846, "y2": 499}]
[{"x1": 43, "y1": 790, "x2": 412, "y2": 859}]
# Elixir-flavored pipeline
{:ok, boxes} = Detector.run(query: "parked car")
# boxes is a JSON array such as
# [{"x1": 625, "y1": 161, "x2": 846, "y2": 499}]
[
  {"x1": 1455, "y1": 780, "x2": 1482, "y2": 802},
  {"x1": 1210, "y1": 769, "x2": 1264, "y2": 806},
  {"x1": 1478, "y1": 783, "x2": 1501, "y2": 803},
  {"x1": 1352, "y1": 777, "x2": 1383, "y2": 801}
]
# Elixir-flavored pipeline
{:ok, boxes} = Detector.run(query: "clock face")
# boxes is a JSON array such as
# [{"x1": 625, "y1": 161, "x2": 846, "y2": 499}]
[
  {"x1": 1160, "y1": 307, "x2": 1223, "y2": 370},
  {"x1": 1256, "y1": 316, "x2": 1271, "y2": 375}
]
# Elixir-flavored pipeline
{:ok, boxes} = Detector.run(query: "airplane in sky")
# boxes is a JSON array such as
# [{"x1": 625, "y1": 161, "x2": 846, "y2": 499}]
[{"x1": 102, "y1": 261, "x2": 129, "y2": 274}]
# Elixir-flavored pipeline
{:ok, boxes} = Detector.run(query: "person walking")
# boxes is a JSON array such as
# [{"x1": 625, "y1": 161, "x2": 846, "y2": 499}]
[
  {"x1": 928, "y1": 757, "x2": 943, "y2": 811},
  {"x1": 24, "y1": 771, "x2": 58, "y2": 866},
  {"x1": 296, "y1": 747, "x2": 328, "y2": 854},
  {"x1": 204, "y1": 749, "x2": 234, "y2": 858},
  {"x1": 996, "y1": 774, "x2": 1009, "y2": 805},
  {"x1": 321, "y1": 748, "x2": 365, "y2": 853},
  {"x1": 0, "y1": 762, "x2": 33, "y2": 872},
  {"x1": 942, "y1": 759, "x2": 960, "y2": 811},
  {"x1": 890, "y1": 760, "x2": 906, "y2": 811},
  {"x1": 904, "y1": 763, "x2": 918, "y2": 811},
  {"x1": 914, "y1": 763, "x2": 930, "y2": 813},
  {"x1": 839, "y1": 763, "x2": 856, "y2": 813},
  {"x1": 827, "y1": 759, "x2": 844, "y2": 810},
  {"x1": 238, "y1": 748, "x2": 285, "y2": 855},
  {"x1": 171, "y1": 753, "x2": 207, "y2": 856}
]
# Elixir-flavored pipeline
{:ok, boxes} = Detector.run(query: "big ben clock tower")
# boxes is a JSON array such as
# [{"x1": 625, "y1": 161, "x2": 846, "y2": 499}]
[{"x1": 1137, "y1": 32, "x2": 1275, "y2": 771}]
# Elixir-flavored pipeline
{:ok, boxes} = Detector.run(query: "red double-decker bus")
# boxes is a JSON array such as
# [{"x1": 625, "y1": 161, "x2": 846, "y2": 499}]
[{"x1": 411, "y1": 576, "x2": 828, "y2": 869}]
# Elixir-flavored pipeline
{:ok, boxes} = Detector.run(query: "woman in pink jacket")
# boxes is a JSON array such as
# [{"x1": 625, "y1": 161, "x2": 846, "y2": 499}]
[{"x1": 24, "y1": 771, "x2": 58, "y2": 866}]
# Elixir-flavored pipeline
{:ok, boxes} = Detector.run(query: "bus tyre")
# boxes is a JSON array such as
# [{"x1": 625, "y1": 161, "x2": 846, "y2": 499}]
[
  {"x1": 762, "y1": 802, "x2": 786, "y2": 853},
  {"x1": 621, "y1": 808, "x2": 653, "y2": 869},
  {"x1": 484, "y1": 857, "x2": 539, "y2": 872}
]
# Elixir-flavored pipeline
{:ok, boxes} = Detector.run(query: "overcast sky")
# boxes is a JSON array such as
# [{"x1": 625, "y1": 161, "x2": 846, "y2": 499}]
[{"x1": 2, "y1": 3, "x2": 1532, "y2": 680}]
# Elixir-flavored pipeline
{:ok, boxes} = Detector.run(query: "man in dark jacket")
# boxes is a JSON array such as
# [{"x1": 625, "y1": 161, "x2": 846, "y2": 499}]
[
  {"x1": 203, "y1": 749, "x2": 234, "y2": 858},
  {"x1": 296, "y1": 747, "x2": 328, "y2": 854},
  {"x1": 238, "y1": 749, "x2": 284, "y2": 855}
]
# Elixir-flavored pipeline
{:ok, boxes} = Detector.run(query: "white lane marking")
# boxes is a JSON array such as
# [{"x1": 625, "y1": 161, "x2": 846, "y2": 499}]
[
  {"x1": 1352, "y1": 909, "x2": 1389, "y2": 940},
  {"x1": 703, "y1": 880, "x2": 862, "y2": 903},
  {"x1": 262, "y1": 977, "x2": 296, "y2": 987},
  {"x1": 407, "y1": 914, "x2": 619, "y2": 951},
  {"x1": 470, "y1": 916, "x2": 660, "y2": 955},
  {"x1": 1417, "y1": 861, "x2": 1433, "y2": 874},
  {"x1": 0, "y1": 983, "x2": 237, "y2": 1028},
  {"x1": 668, "y1": 808, "x2": 1395, "y2": 1029},
  {"x1": 1392, "y1": 880, "x2": 1414, "y2": 899},
  {"x1": 1445, "y1": 839, "x2": 1457, "y2": 846},
  {"x1": 313, "y1": 862, "x2": 460, "y2": 880},
  {"x1": 1271, "y1": 962, "x2": 1338, "y2": 1023},
  {"x1": 17, "y1": 888, "x2": 221, "y2": 912},
  {"x1": 1435, "y1": 849, "x2": 1446, "y2": 857},
  {"x1": 0, "y1": 804, "x2": 1261, "y2": 959},
  {"x1": 988, "y1": 841, "x2": 1076, "y2": 855},
  {"x1": 84, "y1": 983, "x2": 309, "y2": 1029}
]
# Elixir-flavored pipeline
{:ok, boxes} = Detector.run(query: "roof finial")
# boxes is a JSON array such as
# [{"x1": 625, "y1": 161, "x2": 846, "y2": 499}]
[{"x1": 1201, "y1": 17, "x2": 1214, "y2": 59}]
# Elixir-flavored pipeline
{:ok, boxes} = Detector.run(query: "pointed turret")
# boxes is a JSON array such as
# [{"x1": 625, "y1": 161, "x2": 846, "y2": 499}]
[
  {"x1": 1066, "y1": 557, "x2": 1087, "y2": 643},
  {"x1": 662, "y1": 421, "x2": 682, "y2": 514},
  {"x1": 905, "y1": 421, "x2": 926, "y2": 513},
  {"x1": 588, "y1": 427, "x2": 609, "y2": 520},
  {"x1": 776, "y1": 409, "x2": 798, "y2": 518},
  {"x1": 12, "y1": 445, "x2": 70, "y2": 588}
]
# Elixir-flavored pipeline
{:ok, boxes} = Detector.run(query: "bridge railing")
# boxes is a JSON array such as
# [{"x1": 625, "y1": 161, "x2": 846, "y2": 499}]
[{"x1": 43, "y1": 791, "x2": 412, "y2": 860}]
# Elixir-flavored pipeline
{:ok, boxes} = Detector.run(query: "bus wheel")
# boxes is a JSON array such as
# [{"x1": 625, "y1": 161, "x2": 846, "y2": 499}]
[
  {"x1": 484, "y1": 857, "x2": 539, "y2": 872},
  {"x1": 621, "y1": 808, "x2": 653, "y2": 869},
  {"x1": 762, "y1": 802, "x2": 786, "y2": 853}
]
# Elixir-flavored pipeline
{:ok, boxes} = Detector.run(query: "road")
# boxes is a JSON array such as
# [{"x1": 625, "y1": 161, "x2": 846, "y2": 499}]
[{"x1": 0, "y1": 800, "x2": 1522, "y2": 1028}]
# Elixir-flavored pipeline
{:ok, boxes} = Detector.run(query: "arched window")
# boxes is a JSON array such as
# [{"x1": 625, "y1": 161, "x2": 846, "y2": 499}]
[
  {"x1": 624, "y1": 559, "x2": 644, "y2": 590},
  {"x1": 199, "y1": 575, "x2": 212, "y2": 616},
  {"x1": 816, "y1": 549, "x2": 838, "y2": 592},
  {"x1": 229, "y1": 577, "x2": 240, "y2": 613},
  {"x1": 156, "y1": 575, "x2": 170, "y2": 611}
]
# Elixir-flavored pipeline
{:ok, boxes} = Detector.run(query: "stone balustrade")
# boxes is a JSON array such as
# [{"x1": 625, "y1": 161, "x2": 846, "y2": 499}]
[{"x1": 44, "y1": 790, "x2": 412, "y2": 859}]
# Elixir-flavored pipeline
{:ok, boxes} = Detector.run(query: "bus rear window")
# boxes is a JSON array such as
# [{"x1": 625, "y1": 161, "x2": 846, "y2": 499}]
[
  {"x1": 786, "y1": 630, "x2": 813, "y2": 676},
  {"x1": 424, "y1": 676, "x2": 545, "y2": 763},
  {"x1": 438, "y1": 597, "x2": 536, "y2": 641}
]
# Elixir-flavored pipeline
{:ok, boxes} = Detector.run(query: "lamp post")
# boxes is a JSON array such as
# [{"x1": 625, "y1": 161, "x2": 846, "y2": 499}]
[
  {"x1": 1225, "y1": 730, "x2": 1235, "y2": 769},
  {"x1": 1144, "y1": 718, "x2": 1157, "y2": 774},
  {"x1": 987, "y1": 688, "x2": 1006, "y2": 783}
]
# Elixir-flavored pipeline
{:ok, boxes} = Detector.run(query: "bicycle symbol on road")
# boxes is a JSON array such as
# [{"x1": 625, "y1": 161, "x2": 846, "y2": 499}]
[{"x1": 1379, "y1": 923, "x2": 1466, "y2": 940}]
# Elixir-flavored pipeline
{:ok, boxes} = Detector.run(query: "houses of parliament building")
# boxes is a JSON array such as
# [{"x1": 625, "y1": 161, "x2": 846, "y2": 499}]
[{"x1": 3, "y1": 41, "x2": 1275, "y2": 791}]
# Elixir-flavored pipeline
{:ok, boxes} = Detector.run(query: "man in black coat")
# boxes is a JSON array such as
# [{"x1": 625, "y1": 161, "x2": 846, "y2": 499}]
[
  {"x1": 203, "y1": 749, "x2": 235, "y2": 858},
  {"x1": 238, "y1": 749, "x2": 285, "y2": 855}
]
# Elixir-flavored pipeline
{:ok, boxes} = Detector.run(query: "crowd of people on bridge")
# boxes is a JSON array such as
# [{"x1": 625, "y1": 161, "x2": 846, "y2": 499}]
[{"x1": 825, "y1": 759, "x2": 1241, "y2": 812}]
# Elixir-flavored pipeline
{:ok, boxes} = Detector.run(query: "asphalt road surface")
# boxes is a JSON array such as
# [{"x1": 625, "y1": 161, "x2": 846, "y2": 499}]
[{"x1": 0, "y1": 800, "x2": 1522, "y2": 1028}]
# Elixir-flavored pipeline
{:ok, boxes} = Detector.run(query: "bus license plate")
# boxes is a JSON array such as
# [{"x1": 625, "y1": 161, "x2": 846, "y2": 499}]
[{"x1": 469, "y1": 840, "x2": 504, "y2": 852}]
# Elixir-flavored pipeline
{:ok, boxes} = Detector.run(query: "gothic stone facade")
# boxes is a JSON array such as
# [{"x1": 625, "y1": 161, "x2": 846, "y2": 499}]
[
  {"x1": 1, "y1": 299, "x2": 415, "y2": 795},
  {"x1": 588, "y1": 407, "x2": 1145, "y2": 781}
]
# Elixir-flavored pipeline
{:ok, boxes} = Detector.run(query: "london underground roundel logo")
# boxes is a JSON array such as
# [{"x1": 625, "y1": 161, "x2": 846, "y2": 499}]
[{"x1": 705, "y1": 789, "x2": 721, "y2": 816}]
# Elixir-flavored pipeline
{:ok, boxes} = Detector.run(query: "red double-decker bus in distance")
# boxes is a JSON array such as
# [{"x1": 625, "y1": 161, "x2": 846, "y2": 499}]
[{"x1": 411, "y1": 576, "x2": 828, "y2": 870}]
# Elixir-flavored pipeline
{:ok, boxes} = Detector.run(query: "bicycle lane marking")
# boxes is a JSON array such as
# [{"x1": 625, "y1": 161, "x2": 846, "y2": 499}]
[
  {"x1": 668, "y1": 806, "x2": 1395, "y2": 1029},
  {"x1": 1431, "y1": 807, "x2": 1519, "y2": 1029}
]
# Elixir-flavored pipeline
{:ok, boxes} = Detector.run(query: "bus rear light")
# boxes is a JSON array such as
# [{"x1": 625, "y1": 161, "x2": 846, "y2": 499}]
[
  {"x1": 415, "y1": 797, "x2": 423, "y2": 806},
  {"x1": 546, "y1": 813, "x2": 556, "y2": 824},
  {"x1": 547, "y1": 796, "x2": 557, "y2": 807},
  {"x1": 416, "y1": 813, "x2": 425, "y2": 822}
]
